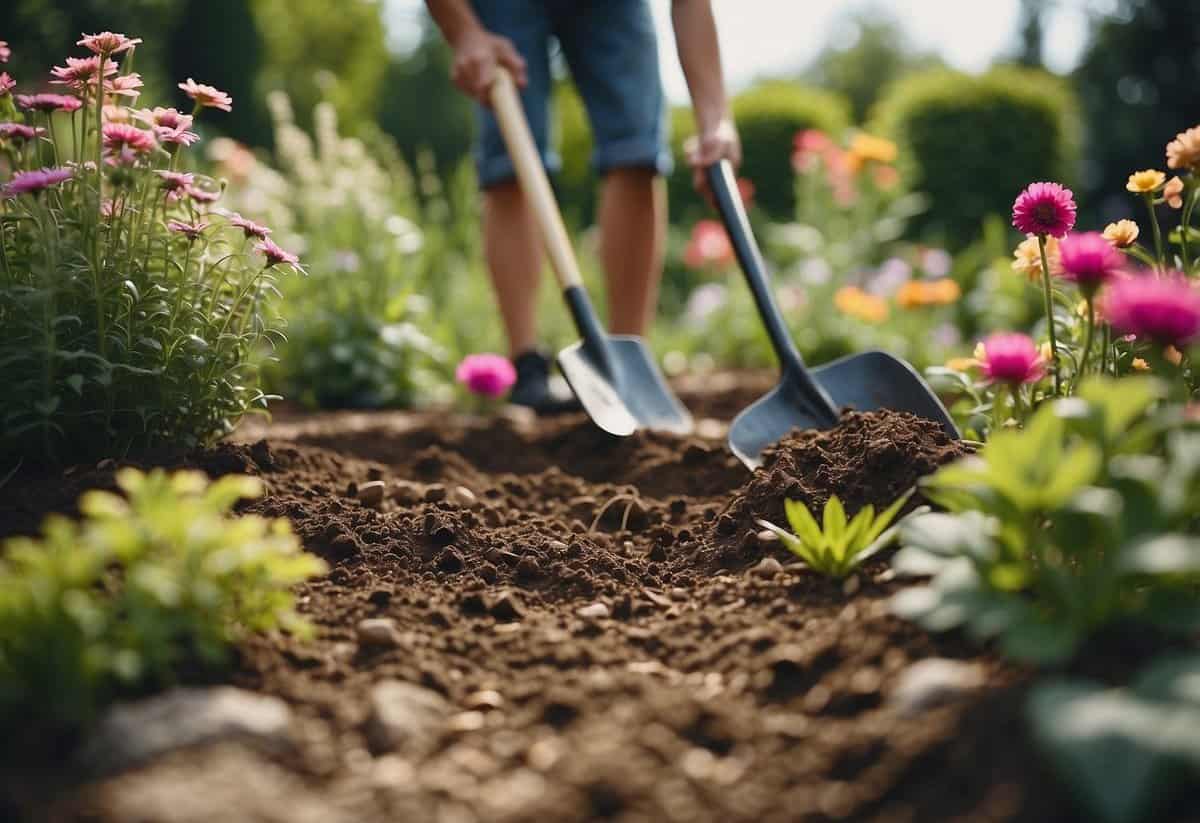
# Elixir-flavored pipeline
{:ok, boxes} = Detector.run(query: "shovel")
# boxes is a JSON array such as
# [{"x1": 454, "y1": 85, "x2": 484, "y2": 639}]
[
  {"x1": 706, "y1": 160, "x2": 959, "y2": 469},
  {"x1": 490, "y1": 70, "x2": 692, "y2": 437}
]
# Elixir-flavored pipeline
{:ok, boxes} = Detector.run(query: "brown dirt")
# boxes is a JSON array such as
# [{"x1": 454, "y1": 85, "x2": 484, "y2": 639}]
[{"x1": 0, "y1": 378, "x2": 1183, "y2": 822}]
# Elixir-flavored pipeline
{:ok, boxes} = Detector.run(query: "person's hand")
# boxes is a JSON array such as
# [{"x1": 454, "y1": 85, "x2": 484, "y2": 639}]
[
  {"x1": 450, "y1": 27, "x2": 527, "y2": 105},
  {"x1": 685, "y1": 116, "x2": 742, "y2": 199}
]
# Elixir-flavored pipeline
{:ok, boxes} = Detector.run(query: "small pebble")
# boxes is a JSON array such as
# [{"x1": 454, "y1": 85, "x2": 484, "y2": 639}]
[
  {"x1": 357, "y1": 480, "x2": 386, "y2": 507},
  {"x1": 576, "y1": 602, "x2": 611, "y2": 619},
  {"x1": 448, "y1": 711, "x2": 486, "y2": 732},
  {"x1": 451, "y1": 485, "x2": 478, "y2": 507},
  {"x1": 842, "y1": 575, "x2": 861, "y2": 596},
  {"x1": 391, "y1": 481, "x2": 424, "y2": 505},
  {"x1": 751, "y1": 556, "x2": 783, "y2": 578},
  {"x1": 464, "y1": 690, "x2": 504, "y2": 710},
  {"x1": 756, "y1": 529, "x2": 780, "y2": 543},
  {"x1": 357, "y1": 618, "x2": 400, "y2": 647}
]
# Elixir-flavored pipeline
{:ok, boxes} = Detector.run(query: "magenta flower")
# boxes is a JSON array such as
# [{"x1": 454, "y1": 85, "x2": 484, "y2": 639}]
[
  {"x1": 50, "y1": 56, "x2": 117, "y2": 93},
  {"x1": 256, "y1": 239, "x2": 299, "y2": 268},
  {"x1": 1102, "y1": 273, "x2": 1200, "y2": 347},
  {"x1": 102, "y1": 122, "x2": 156, "y2": 155},
  {"x1": 0, "y1": 123, "x2": 47, "y2": 143},
  {"x1": 155, "y1": 170, "x2": 194, "y2": 193},
  {"x1": 979, "y1": 333, "x2": 1045, "y2": 385},
  {"x1": 0, "y1": 73, "x2": 14, "y2": 95},
  {"x1": 77, "y1": 32, "x2": 143, "y2": 55},
  {"x1": 1057, "y1": 232, "x2": 1124, "y2": 294},
  {"x1": 166, "y1": 219, "x2": 209, "y2": 242},
  {"x1": 220, "y1": 210, "x2": 272, "y2": 239},
  {"x1": 1012, "y1": 182, "x2": 1077, "y2": 239},
  {"x1": 178, "y1": 78, "x2": 232, "y2": 112},
  {"x1": 456, "y1": 354, "x2": 517, "y2": 399},
  {"x1": 3, "y1": 167, "x2": 74, "y2": 197},
  {"x1": 16, "y1": 93, "x2": 83, "y2": 113}
]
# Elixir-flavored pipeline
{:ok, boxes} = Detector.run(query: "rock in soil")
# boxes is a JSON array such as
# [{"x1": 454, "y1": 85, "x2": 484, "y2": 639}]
[
  {"x1": 364, "y1": 680, "x2": 450, "y2": 756},
  {"x1": 891, "y1": 658, "x2": 987, "y2": 716}
]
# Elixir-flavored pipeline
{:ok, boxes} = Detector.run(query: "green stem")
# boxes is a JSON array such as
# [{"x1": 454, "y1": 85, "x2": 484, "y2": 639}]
[
  {"x1": 1037, "y1": 234, "x2": 1061, "y2": 395},
  {"x1": 1079, "y1": 295, "x2": 1096, "y2": 379},
  {"x1": 1182, "y1": 188, "x2": 1198, "y2": 275},
  {"x1": 1145, "y1": 192, "x2": 1166, "y2": 270},
  {"x1": 1100, "y1": 323, "x2": 1111, "y2": 376}
]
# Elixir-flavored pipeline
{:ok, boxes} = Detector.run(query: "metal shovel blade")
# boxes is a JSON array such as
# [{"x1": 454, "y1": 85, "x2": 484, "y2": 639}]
[
  {"x1": 557, "y1": 335, "x2": 693, "y2": 437},
  {"x1": 729, "y1": 350, "x2": 959, "y2": 469}
]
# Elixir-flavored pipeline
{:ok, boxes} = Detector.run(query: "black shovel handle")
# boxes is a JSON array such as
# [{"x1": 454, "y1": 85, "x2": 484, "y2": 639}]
[{"x1": 706, "y1": 161, "x2": 839, "y2": 421}]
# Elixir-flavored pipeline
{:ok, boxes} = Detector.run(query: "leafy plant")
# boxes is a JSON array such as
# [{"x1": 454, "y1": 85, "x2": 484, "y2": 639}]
[
  {"x1": 0, "y1": 33, "x2": 299, "y2": 465},
  {"x1": 0, "y1": 468, "x2": 326, "y2": 730},
  {"x1": 892, "y1": 377, "x2": 1200, "y2": 664},
  {"x1": 758, "y1": 490, "x2": 915, "y2": 579}
]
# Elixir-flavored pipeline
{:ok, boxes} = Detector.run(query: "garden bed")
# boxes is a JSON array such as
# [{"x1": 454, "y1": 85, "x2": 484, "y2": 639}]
[{"x1": 0, "y1": 373, "x2": 1179, "y2": 822}]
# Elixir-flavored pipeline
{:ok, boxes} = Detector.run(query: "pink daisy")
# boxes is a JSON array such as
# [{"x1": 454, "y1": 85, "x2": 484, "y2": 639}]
[
  {"x1": 220, "y1": 210, "x2": 272, "y2": 239},
  {"x1": 167, "y1": 219, "x2": 209, "y2": 241},
  {"x1": 155, "y1": 170, "x2": 194, "y2": 193},
  {"x1": 0, "y1": 41, "x2": 9, "y2": 64},
  {"x1": 1057, "y1": 232, "x2": 1124, "y2": 294},
  {"x1": 0, "y1": 123, "x2": 46, "y2": 142},
  {"x1": 102, "y1": 122, "x2": 156, "y2": 155},
  {"x1": 978, "y1": 333, "x2": 1045, "y2": 385},
  {"x1": 50, "y1": 56, "x2": 117, "y2": 93},
  {"x1": 77, "y1": 32, "x2": 143, "y2": 55},
  {"x1": 107, "y1": 73, "x2": 143, "y2": 99},
  {"x1": 0, "y1": 73, "x2": 14, "y2": 96},
  {"x1": 3, "y1": 167, "x2": 74, "y2": 197},
  {"x1": 178, "y1": 78, "x2": 232, "y2": 112},
  {"x1": 134, "y1": 107, "x2": 193, "y2": 131},
  {"x1": 256, "y1": 238, "x2": 299, "y2": 268},
  {"x1": 456, "y1": 353, "x2": 517, "y2": 399},
  {"x1": 1102, "y1": 272, "x2": 1200, "y2": 347},
  {"x1": 184, "y1": 184, "x2": 220, "y2": 204},
  {"x1": 1012, "y1": 181, "x2": 1077, "y2": 238},
  {"x1": 157, "y1": 126, "x2": 199, "y2": 147},
  {"x1": 17, "y1": 93, "x2": 83, "y2": 113}
]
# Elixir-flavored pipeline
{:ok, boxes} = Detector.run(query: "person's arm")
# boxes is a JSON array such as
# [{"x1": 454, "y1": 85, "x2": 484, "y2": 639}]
[
  {"x1": 425, "y1": 0, "x2": 527, "y2": 104},
  {"x1": 671, "y1": 0, "x2": 740, "y2": 191}
]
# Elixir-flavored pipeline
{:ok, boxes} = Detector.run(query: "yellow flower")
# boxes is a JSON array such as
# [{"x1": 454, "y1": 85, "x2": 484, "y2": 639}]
[
  {"x1": 1164, "y1": 175, "x2": 1184, "y2": 209},
  {"x1": 847, "y1": 133, "x2": 898, "y2": 166},
  {"x1": 1012, "y1": 235, "x2": 1061, "y2": 281},
  {"x1": 834, "y1": 286, "x2": 888, "y2": 324},
  {"x1": 1166, "y1": 125, "x2": 1200, "y2": 171},
  {"x1": 973, "y1": 341, "x2": 986, "y2": 361},
  {"x1": 1131, "y1": 357, "x2": 1150, "y2": 372},
  {"x1": 946, "y1": 356, "x2": 978, "y2": 372},
  {"x1": 1126, "y1": 169, "x2": 1166, "y2": 193},
  {"x1": 1039, "y1": 341, "x2": 1053, "y2": 363},
  {"x1": 1102, "y1": 219, "x2": 1139, "y2": 248},
  {"x1": 896, "y1": 279, "x2": 961, "y2": 309}
]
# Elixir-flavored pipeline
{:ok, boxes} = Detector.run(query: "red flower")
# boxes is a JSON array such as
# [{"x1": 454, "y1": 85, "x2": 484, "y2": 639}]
[{"x1": 683, "y1": 220, "x2": 734, "y2": 269}]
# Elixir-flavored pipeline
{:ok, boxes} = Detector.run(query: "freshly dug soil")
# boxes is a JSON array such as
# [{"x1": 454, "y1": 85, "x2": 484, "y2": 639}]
[{"x1": 0, "y1": 379, "x2": 1185, "y2": 822}]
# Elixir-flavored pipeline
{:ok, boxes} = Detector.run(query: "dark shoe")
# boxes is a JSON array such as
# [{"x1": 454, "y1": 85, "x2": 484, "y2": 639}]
[{"x1": 509, "y1": 350, "x2": 581, "y2": 415}]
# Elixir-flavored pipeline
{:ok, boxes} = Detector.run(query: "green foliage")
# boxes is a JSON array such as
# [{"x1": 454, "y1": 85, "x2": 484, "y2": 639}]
[
  {"x1": 758, "y1": 491, "x2": 914, "y2": 579},
  {"x1": 0, "y1": 469, "x2": 325, "y2": 729},
  {"x1": 892, "y1": 377, "x2": 1200, "y2": 664},
  {"x1": 0, "y1": 43, "x2": 294, "y2": 465},
  {"x1": 1029, "y1": 654, "x2": 1200, "y2": 823},
  {"x1": 871, "y1": 66, "x2": 1082, "y2": 247}
]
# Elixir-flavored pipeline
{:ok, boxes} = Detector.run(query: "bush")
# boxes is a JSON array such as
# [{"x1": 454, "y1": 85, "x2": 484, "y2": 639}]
[
  {"x1": 671, "y1": 81, "x2": 852, "y2": 220},
  {"x1": 871, "y1": 66, "x2": 1082, "y2": 247},
  {"x1": 0, "y1": 469, "x2": 325, "y2": 730},
  {"x1": 0, "y1": 35, "x2": 299, "y2": 465}
]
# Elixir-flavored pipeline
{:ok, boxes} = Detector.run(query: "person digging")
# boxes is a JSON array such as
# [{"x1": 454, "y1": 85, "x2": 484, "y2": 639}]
[{"x1": 427, "y1": 0, "x2": 741, "y2": 413}]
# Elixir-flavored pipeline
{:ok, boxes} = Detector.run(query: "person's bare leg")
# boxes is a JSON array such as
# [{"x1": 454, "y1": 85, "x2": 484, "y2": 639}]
[
  {"x1": 598, "y1": 167, "x2": 666, "y2": 336},
  {"x1": 482, "y1": 180, "x2": 543, "y2": 356}
]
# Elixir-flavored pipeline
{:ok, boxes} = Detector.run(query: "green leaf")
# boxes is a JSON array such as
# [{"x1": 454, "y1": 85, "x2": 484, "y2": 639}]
[
  {"x1": 65, "y1": 374, "x2": 85, "y2": 396},
  {"x1": 1119, "y1": 535, "x2": 1200, "y2": 576},
  {"x1": 823, "y1": 496, "x2": 847, "y2": 545},
  {"x1": 784, "y1": 499, "x2": 822, "y2": 547},
  {"x1": 899, "y1": 511, "x2": 997, "y2": 562}
]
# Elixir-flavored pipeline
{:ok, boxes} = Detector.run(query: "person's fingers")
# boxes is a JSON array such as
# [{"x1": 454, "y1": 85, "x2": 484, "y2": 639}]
[{"x1": 495, "y1": 39, "x2": 528, "y2": 87}]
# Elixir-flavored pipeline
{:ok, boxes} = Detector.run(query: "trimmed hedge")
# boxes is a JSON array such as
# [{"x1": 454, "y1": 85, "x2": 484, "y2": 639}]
[{"x1": 870, "y1": 66, "x2": 1082, "y2": 248}]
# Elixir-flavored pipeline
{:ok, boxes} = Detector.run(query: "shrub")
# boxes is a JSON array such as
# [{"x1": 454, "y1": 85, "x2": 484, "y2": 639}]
[
  {"x1": 0, "y1": 468, "x2": 325, "y2": 730},
  {"x1": 0, "y1": 34, "x2": 300, "y2": 465},
  {"x1": 871, "y1": 66, "x2": 1082, "y2": 247}
]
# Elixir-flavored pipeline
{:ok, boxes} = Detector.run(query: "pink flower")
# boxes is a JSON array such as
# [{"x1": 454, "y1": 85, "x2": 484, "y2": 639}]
[
  {"x1": 107, "y1": 73, "x2": 143, "y2": 99},
  {"x1": 0, "y1": 73, "x2": 14, "y2": 95},
  {"x1": 16, "y1": 93, "x2": 82, "y2": 113},
  {"x1": 134, "y1": 106, "x2": 193, "y2": 130},
  {"x1": 1012, "y1": 181, "x2": 1077, "y2": 238},
  {"x1": 178, "y1": 78, "x2": 232, "y2": 112},
  {"x1": 50, "y1": 56, "x2": 117, "y2": 93},
  {"x1": 0, "y1": 41, "x2": 9, "y2": 63},
  {"x1": 184, "y1": 184, "x2": 220, "y2": 204},
  {"x1": 166, "y1": 219, "x2": 209, "y2": 241},
  {"x1": 1057, "y1": 232, "x2": 1124, "y2": 293},
  {"x1": 220, "y1": 210, "x2": 272, "y2": 239},
  {"x1": 102, "y1": 122, "x2": 156, "y2": 155},
  {"x1": 683, "y1": 220, "x2": 734, "y2": 269},
  {"x1": 979, "y1": 333, "x2": 1045, "y2": 385},
  {"x1": 0, "y1": 123, "x2": 46, "y2": 143},
  {"x1": 3, "y1": 167, "x2": 74, "y2": 197},
  {"x1": 1102, "y1": 272, "x2": 1200, "y2": 347},
  {"x1": 456, "y1": 353, "x2": 517, "y2": 399},
  {"x1": 100, "y1": 199, "x2": 119, "y2": 220},
  {"x1": 155, "y1": 170, "x2": 194, "y2": 193},
  {"x1": 256, "y1": 238, "x2": 299, "y2": 268},
  {"x1": 77, "y1": 32, "x2": 143, "y2": 55}
]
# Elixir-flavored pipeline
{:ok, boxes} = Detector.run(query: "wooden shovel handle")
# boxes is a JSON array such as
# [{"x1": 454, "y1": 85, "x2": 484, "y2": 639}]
[{"x1": 489, "y1": 68, "x2": 584, "y2": 290}]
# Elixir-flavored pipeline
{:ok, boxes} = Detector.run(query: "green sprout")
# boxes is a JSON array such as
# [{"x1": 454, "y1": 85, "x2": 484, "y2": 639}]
[{"x1": 757, "y1": 490, "x2": 915, "y2": 579}]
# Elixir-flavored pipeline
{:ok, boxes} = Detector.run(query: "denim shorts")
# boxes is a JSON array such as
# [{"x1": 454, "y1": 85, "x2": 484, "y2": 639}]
[{"x1": 471, "y1": 0, "x2": 673, "y2": 188}]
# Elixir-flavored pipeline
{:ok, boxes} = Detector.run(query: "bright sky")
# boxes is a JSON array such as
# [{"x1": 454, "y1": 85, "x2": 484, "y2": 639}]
[{"x1": 386, "y1": 0, "x2": 1102, "y2": 102}]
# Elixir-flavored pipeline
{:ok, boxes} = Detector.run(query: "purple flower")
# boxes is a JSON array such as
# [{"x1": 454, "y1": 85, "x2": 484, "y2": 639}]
[
  {"x1": 219, "y1": 210, "x2": 272, "y2": 239},
  {"x1": 155, "y1": 170, "x2": 194, "y2": 193},
  {"x1": 256, "y1": 238, "x2": 300, "y2": 268},
  {"x1": 0, "y1": 123, "x2": 46, "y2": 143},
  {"x1": 456, "y1": 354, "x2": 517, "y2": 399},
  {"x1": 16, "y1": 93, "x2": 83, "y2": 113},
  {"x1": 1058, "y1": 232, "x2": 1124, "y2": 294},
  {"x1": 979, "y1": 333, "x2": 1045, "y2": 385},
  {"x1": 3, "y1": 167, "x2": 74, "y2": 197},
  {"x1": 1102, "y1": 272, "x2": 1200, "y2": 347},
  {"x1": 1012, "y1": 181, "x2": 1077, "y2": 238}
]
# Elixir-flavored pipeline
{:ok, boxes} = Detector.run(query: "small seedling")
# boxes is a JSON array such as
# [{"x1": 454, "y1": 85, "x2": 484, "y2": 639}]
[{"x1": 757, "y1": 490, "x2": 915, "y2": 579}]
